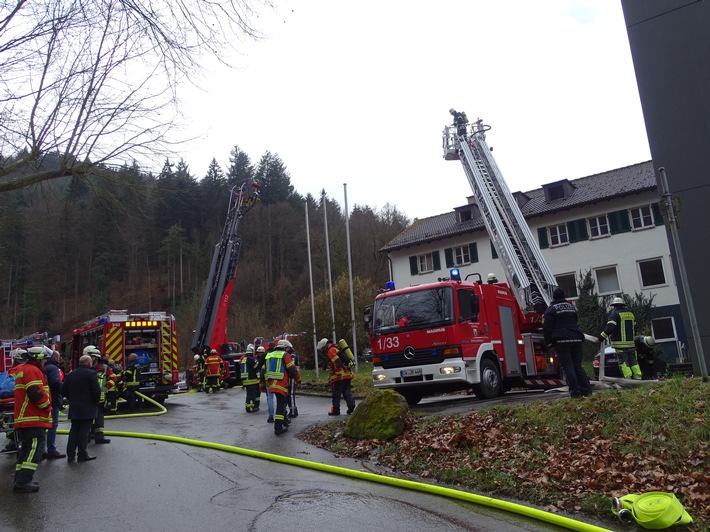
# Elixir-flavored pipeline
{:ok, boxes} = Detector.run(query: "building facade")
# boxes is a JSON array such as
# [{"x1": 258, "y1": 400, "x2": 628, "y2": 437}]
[{"x1": 381, "y1": 161, "x2": 687, "y2": 363}]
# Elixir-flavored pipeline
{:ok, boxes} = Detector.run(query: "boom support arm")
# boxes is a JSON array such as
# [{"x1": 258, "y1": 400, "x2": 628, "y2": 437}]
[
  {"x1": 443, "y1": 119, "x2": 556, "y2": 312},
  {"x1": 191, "y1": 180, "x2": 260, "y2": 353}
]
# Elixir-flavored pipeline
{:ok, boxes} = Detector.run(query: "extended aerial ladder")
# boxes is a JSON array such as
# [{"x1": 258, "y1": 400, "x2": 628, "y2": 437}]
[
  {"x1": 191, "y1": 180, "x2": 260, "y2": 354},
  {"x1": 443, "y1": 117, "x2": 557, "y2": 315}
]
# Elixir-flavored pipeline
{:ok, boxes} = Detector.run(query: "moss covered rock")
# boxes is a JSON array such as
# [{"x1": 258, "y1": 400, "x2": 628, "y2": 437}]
[{"x1": 343, "y1": 389, "x2": 409, "y2": 440}]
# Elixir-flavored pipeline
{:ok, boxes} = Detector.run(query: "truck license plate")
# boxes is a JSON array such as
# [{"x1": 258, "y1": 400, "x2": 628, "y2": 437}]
[{"x1": 400, "y1": 368, "x2": 422, "y2": 378}]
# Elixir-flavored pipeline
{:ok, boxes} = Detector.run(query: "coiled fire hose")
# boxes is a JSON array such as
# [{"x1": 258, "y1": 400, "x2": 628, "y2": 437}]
[
  {"x1": 59, "y1": 392, "x2": 611, "y2": 532},
  {"x1": 612, "y1": 493, "x2": 693, "y2": 529}
]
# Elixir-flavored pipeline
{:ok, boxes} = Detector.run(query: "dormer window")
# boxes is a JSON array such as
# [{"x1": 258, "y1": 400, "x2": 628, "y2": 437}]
[{"x1": 542, "y1": 179, "x2": 576, "y2": 202}]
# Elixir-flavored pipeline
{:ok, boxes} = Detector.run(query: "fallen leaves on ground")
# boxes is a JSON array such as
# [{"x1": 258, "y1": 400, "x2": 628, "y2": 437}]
[{"x1": 300, "y1": 409, "x2": 709, "y2": 529}]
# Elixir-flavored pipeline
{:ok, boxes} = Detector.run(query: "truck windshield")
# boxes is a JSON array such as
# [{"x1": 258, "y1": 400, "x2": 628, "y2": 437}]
[{"x1": 373, "y1": 287, "x2": 454, "y2": 334}]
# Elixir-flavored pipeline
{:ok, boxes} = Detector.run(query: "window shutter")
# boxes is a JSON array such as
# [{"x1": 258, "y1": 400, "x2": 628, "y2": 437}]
[
  {"x1": 538, "y1": 227, "x2": 549, "y2": 249},
  {"x1": 490, "y1": 241, "x2": 498, "y2": 259},
  {"x1": 567, "y1": 219, "x2": 588, "y2": 243},
  {"x1": 444, "y1": 248, "x2": 454, "y2": 268},
  {"x1": 608, "y1": 209, "x2": 631, "y2": 234},
  {"x1": 469, "y1": 243, "x2": 478, "y2": 263},
  {"x1": 433, "y1": 251, "x2": 441, "y2": 271},
  {"x1": 409, "y1": 256, "x2": 418, "y2": 276},
  {"x1": 651, "y1": 202, "x2": 665, "y2": 226}
]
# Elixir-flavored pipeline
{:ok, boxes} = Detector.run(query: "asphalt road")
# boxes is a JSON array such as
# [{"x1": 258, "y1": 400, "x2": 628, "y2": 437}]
[{"x1": 0, "y1": 387, "x2": 605, "y2": 532}]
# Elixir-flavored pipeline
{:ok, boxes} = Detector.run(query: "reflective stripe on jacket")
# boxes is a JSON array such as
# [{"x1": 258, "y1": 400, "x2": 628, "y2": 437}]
[
  {"x1": 204, "y1": 354, "x2": 223, "y2": 377},
  {"x1": 602, "y1": 308, "x2": 636, "y2": 349},
  {"x1": 265, "y1": 350, "x2": 299, "y2": 396},
  {"x1": 14, "y1": 361, "x2": 52, "y2": 428}
]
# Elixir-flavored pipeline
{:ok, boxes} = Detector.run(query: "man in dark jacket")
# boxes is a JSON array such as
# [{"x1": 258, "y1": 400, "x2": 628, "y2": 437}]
[
  {"x1": 543, "y1": 287, "x2": 592, "y2": 399},
  {"x1": 61, "y1": 354, "x2": 101, "y2": 462},
  {"x1": 43, "y1": 349, "x2": 66, "y2": 459}
]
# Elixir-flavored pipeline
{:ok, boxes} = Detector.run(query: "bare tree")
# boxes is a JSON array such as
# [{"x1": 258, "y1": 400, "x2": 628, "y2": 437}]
[{"x1": 0, "y1": 0, "x2": 271, "y2": 192}]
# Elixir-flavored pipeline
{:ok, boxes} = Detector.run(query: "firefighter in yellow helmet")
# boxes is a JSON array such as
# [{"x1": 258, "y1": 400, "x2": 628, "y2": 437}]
[
  {"x1": 601, "y1": 297, "x2": 642, "y2": 379},
  {"x1": 86, "y1": 346, "x2": 113, "y2": 444}
]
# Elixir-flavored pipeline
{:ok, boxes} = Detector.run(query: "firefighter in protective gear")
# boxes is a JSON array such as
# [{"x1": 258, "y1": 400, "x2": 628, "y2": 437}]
[
  {"x1": 122, "y1": 353, "x2": 142, "y2": 410},
  {"x1": 318, "y1": 338, "x2": 356, "y2": 416},
  {"x1": 240, "y1": 345, "x2": 260, "y2": 412},
  {"x1": 204, "y1": 349, "x2": 223, "y2": 393},
  {"x1": 601, "y1": 297, "x2": 642, "y2": 379},
  {"x1": 101, "y1": 352, "x2": 119, "y2": 413},
  {"x1": 88, "y1": 348, "x2": 114, "y2": 444},
  {"x1": 634, "y1": 335, "x2": 663, "y2": 379},
  {"x1": 285, "y1": 344, "x2": 300, "y2": 418},
  {"x1": 449, "y1": 108, "x2": 469, "y2": 137},
  {"x1": 264, "y1": 340, "x2": 300, "y2": 435},
  {"x1": 13, "y1": 346, "x2": 52, "y2": 493}
]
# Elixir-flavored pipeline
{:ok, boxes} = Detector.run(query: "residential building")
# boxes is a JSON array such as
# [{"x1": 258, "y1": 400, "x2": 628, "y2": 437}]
[{"x1": 381, "y1": 161, "x2": 687, "y2": 363}]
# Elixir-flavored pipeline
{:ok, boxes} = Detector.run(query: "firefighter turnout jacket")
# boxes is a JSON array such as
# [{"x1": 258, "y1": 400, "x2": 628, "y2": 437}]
[
  {"x1": 95, "y1": 363, "x2": 117, "y2": 404},
  {"x1": 204, "y1": 353, "x2": 223, "y2": 378},
  {"x1": 602, "y1": 307, "x2": 636, "y2": 349},
  {"x1": 264, "y1": 350, "x2": 299, "y2": 396},
  {"x1": 240, "y1": 353, "x2": 260, "y2": 386},
  {"x1": 13, "y1": 360, "x2": 52, "y2": 429},
  {"x1": 326, "y1": 344, "x2": 354, "y2": 382}
]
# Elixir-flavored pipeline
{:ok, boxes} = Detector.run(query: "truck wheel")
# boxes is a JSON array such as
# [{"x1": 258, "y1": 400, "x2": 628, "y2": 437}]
[
  {"x1": 473, "y1": 358, "x2": 502, "y2": 400},
  {"x1": 399, "y1": 390, "x2": 423, "y2": 406}
]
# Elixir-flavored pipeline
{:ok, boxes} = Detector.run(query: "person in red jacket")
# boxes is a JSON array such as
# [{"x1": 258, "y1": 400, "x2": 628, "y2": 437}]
[
  {"x1": 317, "y1": 338, "x2": 356, "y2": 416},
  {"x1": 13, "y1": 346, "x2": 52, "y2": 493},
  {"x1": 204, "y1": 349, "x2": 223, "y2": 394}
]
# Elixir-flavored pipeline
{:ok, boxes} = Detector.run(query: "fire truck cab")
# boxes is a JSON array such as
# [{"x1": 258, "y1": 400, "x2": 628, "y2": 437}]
[
  {"x1": 366, "y1": 271, "x2": 560, "y2": 405},
  {"x1": 71, "y1": 310, "x2": 179, "y2": 404}
]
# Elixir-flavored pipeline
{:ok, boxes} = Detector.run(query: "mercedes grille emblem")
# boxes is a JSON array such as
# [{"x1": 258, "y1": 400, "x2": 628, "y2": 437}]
[{"x1": 403, "y1": 346, "x2": 416, "y2": 360}]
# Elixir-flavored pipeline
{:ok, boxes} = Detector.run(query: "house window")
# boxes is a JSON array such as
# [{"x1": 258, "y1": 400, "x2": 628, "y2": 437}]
[
  {"x1": 554, "y1": 273, "x2": 578, "y2": 299},
  {"x1": 595, "y1": 266, "x2": 620, "y2": 294},
  {"x1": 638, "y1": 258, "x2": 666, "y2": 288},
  {"x1": 549, "y1": 224, "x2": 568, "y2": 246},
  {"x1": 651, "y1": 317, "x2": 676, "y2": 341},
  {"x1": 453, "y1": 245, "x2": 471, "y2": 266},
  {"x1": 630, "y1": 206, "x2": 654, "y2": 230},
  {"x1": 588, "y1": 215, "x2": 610, "y2": 239},
  {"x1": 418, "y1": 253, "x2": 435, "y2": 273}
]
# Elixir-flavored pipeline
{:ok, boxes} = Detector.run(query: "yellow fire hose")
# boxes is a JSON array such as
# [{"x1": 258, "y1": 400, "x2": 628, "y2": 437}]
[
  {"x1": 58, "y1": 392, "x2": 611, "y2": 532},
  {"x1": 612, "y1": 493, "x2": 693, "y2": 529}
]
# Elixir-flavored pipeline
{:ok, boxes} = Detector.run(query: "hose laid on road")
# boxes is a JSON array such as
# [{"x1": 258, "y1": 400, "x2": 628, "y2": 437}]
[
  {"x1": 58, "y1": 391, "x2": 610, "y2": 531},
  {"x1": 103, "y1": 433, "x2": 611, "y2": 530}
]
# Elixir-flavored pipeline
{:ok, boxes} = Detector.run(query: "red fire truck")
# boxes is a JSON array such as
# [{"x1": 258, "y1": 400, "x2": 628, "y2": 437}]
[
  {"x1": 1, "y1": 332, "x2": 61, "y2": 372},
  {"x1": 71, "y1": 310, "x2": 179, "y2": 403},
  {"x1": 365, "y1": 117, "x2": 567, "y2": 405}
]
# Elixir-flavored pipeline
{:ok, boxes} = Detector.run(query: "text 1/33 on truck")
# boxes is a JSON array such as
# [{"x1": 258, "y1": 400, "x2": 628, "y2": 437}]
[{"x1": 71, "y1": 310, "x2": 179, "y2": 404}]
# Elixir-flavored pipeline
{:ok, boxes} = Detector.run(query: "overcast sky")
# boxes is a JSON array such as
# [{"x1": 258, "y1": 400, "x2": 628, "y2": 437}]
[{"x1": 178, "y1": 0, "x2": 651, "y2": 220}]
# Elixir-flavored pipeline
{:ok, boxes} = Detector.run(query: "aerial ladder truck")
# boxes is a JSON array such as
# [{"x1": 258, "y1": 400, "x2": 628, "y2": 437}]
[
  {"x1": 190, "y1": 180, "x2": 260, "y2": 387},
  {"x1": 366, "y1": 114, "x2": 566, "y2": 404}
]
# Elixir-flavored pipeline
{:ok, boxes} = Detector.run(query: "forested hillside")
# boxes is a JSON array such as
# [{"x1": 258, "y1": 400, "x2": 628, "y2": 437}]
[{"x1": 0, "y1": 146, "x2": 409, "y2": 368}]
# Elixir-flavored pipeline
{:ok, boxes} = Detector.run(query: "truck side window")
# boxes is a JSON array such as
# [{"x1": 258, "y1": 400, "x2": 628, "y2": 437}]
[{"x1": 457, "y1": 289, "x2": 479, "y2": 322}]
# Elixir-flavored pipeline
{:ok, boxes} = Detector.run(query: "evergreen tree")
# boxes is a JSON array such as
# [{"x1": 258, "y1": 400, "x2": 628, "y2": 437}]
[
  {"x1": 576, "y1": 269, "x2": 608, "y2": 359},
  {"x1": 226, "y1": 145, "x2": 254, "y2": 187},
  {"x1": 255, "y1": 151, "x2": 294, "y2": 204}
]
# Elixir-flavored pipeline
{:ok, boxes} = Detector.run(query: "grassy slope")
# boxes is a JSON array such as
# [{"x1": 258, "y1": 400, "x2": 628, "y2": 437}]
[{"x1": 299, "y1": 377, "x2": 710, "y2": 531}]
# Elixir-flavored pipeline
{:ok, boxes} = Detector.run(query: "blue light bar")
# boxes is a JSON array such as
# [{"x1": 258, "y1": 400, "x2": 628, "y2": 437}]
[
  {"x1": 450, "y1": 268, "x2": 461, "y2": 281},
  {"x1": 386, "y1": 281, "x2": 396, "y2": 291}
]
